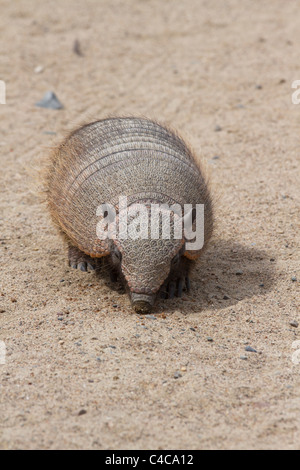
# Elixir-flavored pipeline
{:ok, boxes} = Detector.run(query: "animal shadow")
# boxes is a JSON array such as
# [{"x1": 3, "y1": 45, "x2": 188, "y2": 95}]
[{"x1": 159, "y1": 239, "x2": 276, "y2": 313}]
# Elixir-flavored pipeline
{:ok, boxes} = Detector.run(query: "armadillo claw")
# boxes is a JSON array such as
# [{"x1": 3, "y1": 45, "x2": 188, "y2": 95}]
[
  {"x1": 68, "y1": 245, "x2": 96, "y2": 272},
  {"x1": 185, "y1": 276, "x2": 191, "y2": 292},
  {"x1": 78, "y1": 262, "x2": 87, "y2": 272},
  {"x1": 160, "y1": 276, "x2": 190, "y2": 299},
  {"x1": 71, "y1": 261, "x2": 96, "y2": 272},
  {"x1": 177, "y1": 278, "x2": 184, "y2": 297}
]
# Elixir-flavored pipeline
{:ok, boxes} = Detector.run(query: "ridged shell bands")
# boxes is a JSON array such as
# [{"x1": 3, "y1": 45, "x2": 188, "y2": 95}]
[{"x1": 46, "y1": 117, "x2": 213, "y2": 258}]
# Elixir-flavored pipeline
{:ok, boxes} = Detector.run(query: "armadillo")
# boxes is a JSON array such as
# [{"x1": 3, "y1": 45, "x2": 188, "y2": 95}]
[{"x1": 46, "y1": 117, "x2": 213, "y2": 313}]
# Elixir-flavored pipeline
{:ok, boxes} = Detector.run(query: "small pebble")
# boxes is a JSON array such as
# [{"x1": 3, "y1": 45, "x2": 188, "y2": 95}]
[
  {"x1": 214, "y1": 125, "x2": 222, "y2": 132},
  {"x1": 236, "y1": 270, "x2": 243, "y2": 275},
  {"x1": 174, "y1": 372, "x2": 182, "y2": 379},
  {"x1": 145, "y1": 315, "x2": 157, "y2": 320},
  {"x1": 212, "y1": 155, "x2": 220, "y2": 160},
  {"x1": 34, "y1": 65, "x2": 44, "y2": 73},
  {"x1": 207, "y1": 337, "x2": 213, "y2": 342},
  {"x1": 73, "y1": 39, "x2": 83, "y2": 56},
  {"x1": 78, "y1": 409, "x2": 87, "y2": 416},
  {"x1": 291, "y1": 276, "x2": 297, "y2": 282},
  {"x1": 223, "y1": 295, "x2": 230, "y2": 300},
  {"x1": 240, "y1": 355, "x2": 248, "y2": 360},
  {"x1": 35, "y1": 91, "x2": 64, "y2": 110},
  {"x1": 290, "y1": 321, "x2": 299, "y2": 328},
  {"x1": 245, "y1": 346, "x2": 257, "y2": 353}
]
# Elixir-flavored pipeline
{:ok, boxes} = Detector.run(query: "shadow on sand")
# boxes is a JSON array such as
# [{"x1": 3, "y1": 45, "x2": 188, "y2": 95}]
[
  {"x1": 93, "y1": 239, "x2": 276, "y2": 314},
  {"x1": 158, "y1": 239, "x2": 276, "y2": 314}
]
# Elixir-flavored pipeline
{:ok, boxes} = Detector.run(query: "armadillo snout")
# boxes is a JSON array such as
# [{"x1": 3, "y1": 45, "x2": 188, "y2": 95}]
[{"x1": 131, "y1": 293, "x2": 155, "y2": 314}]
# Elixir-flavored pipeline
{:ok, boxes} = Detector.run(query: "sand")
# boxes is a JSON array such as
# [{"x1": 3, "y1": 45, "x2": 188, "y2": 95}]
[{"x1": 0, "y1": 0, "x2": 299, "y2": 450}]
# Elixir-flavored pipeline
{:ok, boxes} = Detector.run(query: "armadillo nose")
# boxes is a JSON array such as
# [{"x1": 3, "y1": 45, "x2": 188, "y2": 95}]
[{"x1": 131, "y1": 293, "x2": 155, "y2": 314}]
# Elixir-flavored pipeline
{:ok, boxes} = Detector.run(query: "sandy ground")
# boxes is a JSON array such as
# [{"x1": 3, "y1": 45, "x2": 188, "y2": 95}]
[{"x1": 0, "y1": 0, "x2": 299, "y2": 450}]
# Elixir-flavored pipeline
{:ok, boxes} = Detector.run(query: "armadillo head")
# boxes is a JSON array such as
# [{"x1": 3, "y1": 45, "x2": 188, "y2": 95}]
[
  {"x1": 112, "y1": 237, "x2": 184, "y2": 313},
  {"x1": 110, "y1": 205, "x2": 185, "y2": 313}
]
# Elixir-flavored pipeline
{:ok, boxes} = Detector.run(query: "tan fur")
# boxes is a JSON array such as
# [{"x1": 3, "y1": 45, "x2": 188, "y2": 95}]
[{"x1": 43, "y1": 116, "x2": 214, "y2": 301}]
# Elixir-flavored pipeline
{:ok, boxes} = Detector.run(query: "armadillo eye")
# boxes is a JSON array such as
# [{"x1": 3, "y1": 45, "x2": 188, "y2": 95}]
[{"x1": 113, "y1": 250, "x2": 122, "y2": 262}]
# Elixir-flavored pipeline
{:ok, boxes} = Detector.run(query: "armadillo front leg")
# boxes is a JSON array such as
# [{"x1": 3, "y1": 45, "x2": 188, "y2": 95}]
[
  {"x1": 160, "y1": 257, "x2": 192, "y2": 299},
  {"x1": 68, "y1": 244, "x2": 96, "y2": 272}
]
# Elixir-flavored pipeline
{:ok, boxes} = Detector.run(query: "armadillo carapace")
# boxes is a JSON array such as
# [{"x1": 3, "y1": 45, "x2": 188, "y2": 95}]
[{"x1": 46, "y1": 117, "x2": 213, "y2": 313}]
